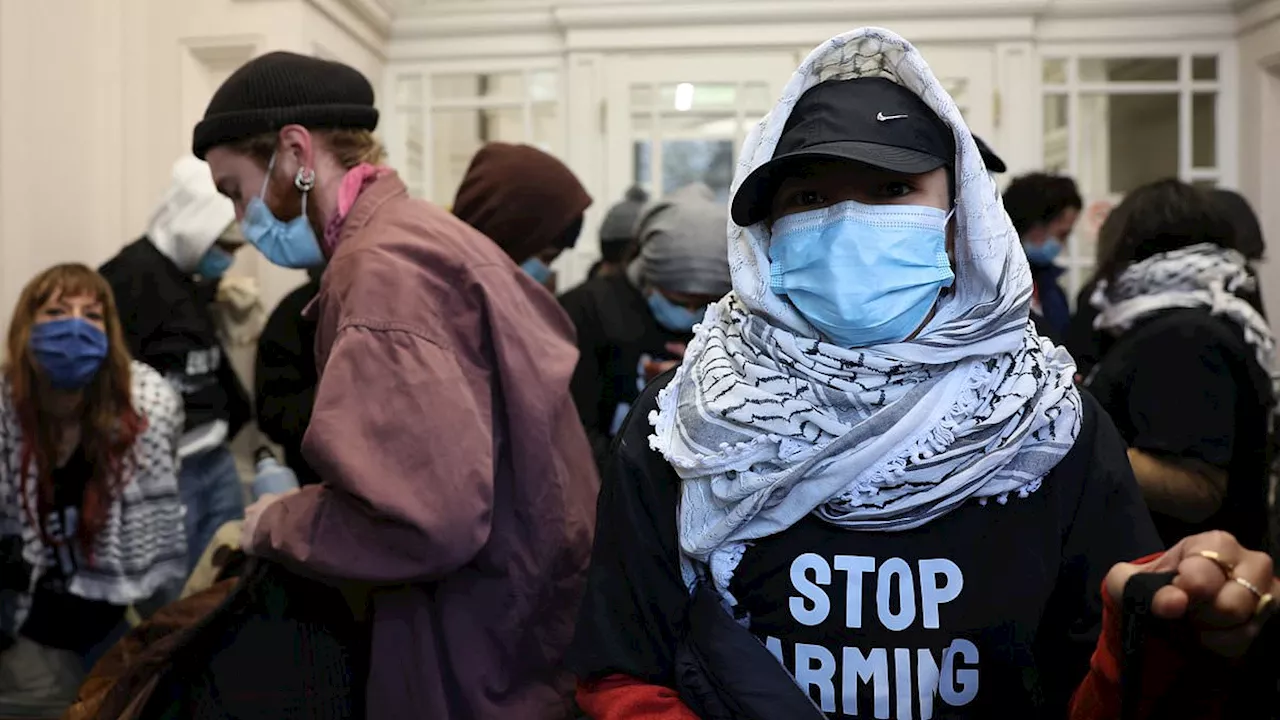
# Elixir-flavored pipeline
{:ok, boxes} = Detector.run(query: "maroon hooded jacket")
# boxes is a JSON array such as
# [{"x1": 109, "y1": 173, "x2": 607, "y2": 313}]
[{"x1": 248, "y1": 171, "x2": 600, "y2": 718}]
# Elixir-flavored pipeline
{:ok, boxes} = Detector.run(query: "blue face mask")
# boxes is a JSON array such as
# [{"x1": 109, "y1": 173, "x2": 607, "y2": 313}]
[
  {"x1": 769, "y1": 200, "x2": 955, "y2": 348},
  {"x1": 647, "y1": 290, "x2": 703, "y2": 333},
  {"x1": 29, "y1": 318, "x2": 109, "y2": 390},
  {"x1": 241, "y1": 153, "x2": 325, "y2": 269},
  {"x1": 195, "y1": 246, "x2": 234, "y2": 280},
  {"x1": 521, "y1": 257, "x2": 553, "y2": 285},
  {"x1": 1023, "y1": 236, "x2": 1062, "y2": 266}
]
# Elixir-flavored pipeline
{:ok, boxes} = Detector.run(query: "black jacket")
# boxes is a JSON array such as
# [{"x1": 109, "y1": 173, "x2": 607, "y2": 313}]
[
  {"x1": 100, "y1": 238, "x2": 250, "y2": 439},
  {"x1": 255, "y1": 278, "x2": 322, "y2": 486},
  {"x1": 559, "y1": 274, "x2": 690, "y2": 470}
]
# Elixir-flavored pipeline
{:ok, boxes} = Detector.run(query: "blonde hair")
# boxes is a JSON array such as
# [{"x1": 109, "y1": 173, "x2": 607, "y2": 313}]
[{"x1": 227, "y1": 128, "x2": 386, "y2": 170}]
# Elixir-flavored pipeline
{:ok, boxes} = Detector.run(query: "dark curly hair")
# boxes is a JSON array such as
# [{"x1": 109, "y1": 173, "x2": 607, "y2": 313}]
[{"x1": 1002, "y1": 173, "x2": 1083, "y2": 236}]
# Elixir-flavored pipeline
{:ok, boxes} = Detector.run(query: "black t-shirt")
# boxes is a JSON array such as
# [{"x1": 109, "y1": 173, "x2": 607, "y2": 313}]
[
  {"x1": 569, "y1": 374, "x2": 1161, "y2": 718},
  {"x1": 1086, "y1": 307, "x2": 1274, "y2": 549},
  {"x1": 100, "y1": 238, "x2": 250, "y2": 437},
  {"x1": 20, "y1": 448, "x2": 126, "y2": 655},
  {"x1": 559, "y1": 274, "x2": 691, "y2": 469}
]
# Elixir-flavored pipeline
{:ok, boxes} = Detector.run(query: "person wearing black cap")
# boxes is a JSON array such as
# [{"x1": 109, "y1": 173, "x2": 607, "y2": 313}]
[
  {"x1": 195, "y1": 52, "x2": 599, "y2": 718},
  {"x1": 569, "y1": 28, "x2": 1279, "y2": 720}
]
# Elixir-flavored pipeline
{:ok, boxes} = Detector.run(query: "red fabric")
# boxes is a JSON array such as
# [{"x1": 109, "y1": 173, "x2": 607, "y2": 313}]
[
  {"x1": 1069, "y1": 551, "x2": 1223, "y2": 720},
  {"x1": 576, "y1": 676, "x2": 699, "y2": 720}
]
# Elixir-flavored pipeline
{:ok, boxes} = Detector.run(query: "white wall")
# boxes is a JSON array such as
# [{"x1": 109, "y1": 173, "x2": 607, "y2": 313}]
[
  {"x1": 1238, "y1": 0, "x2": 1280, "y2": 329},
  {"x1": 0, "y1": 0, "x2": 388, "y2": 341}
]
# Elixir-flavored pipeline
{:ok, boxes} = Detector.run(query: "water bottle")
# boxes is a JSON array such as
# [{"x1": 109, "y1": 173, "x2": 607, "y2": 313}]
[{"x1": 252, "y1": 446, "x2": 299, "y2": 500}]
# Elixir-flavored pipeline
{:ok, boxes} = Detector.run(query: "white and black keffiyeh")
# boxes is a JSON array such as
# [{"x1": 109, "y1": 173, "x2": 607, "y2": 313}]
[
  {"x1": 648, "y1": 28, "x2": 1083, "y2": 601},
  {"x1": 0, "y1": 361, "x2": 187, "y2": 620},
  {"x1": 1092, "y1": 243, "x2": 1274, "y2": 371}
]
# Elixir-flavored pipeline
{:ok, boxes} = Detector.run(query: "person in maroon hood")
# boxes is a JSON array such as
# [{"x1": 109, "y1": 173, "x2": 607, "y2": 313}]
[
  {"x1": 454, "y1": 142, "x2": 592, "y2": 294},
  {"x1": 193, "y1": 51, "x2": 599, "y2": 718}
]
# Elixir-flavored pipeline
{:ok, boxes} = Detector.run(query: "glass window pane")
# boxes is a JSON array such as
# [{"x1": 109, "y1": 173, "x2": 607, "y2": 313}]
[
  {"x1": 401, "y1": 108, "x2": 424, "y2": 190},
  {"x1": 1193, "y1": 93, "x2": 1216, "y2": 169},
  {"x1": 396, "y1": 74, "x2": 423, "y2": 105},
  {"x1": 529, "y1": 70, "x2": 558, "y2": 103},
  {"x1": 631, "y1": 84, "x2": 654, "y2": 110},
  {"x1": 661, "y1": 139, "x2": 735, "y2": 201},
  {"x1": 1078, "y1": 94, "x2": 1179, "y2": 197},
  {"x1": 431, "y1": 107, "x2": 524, "y2": 205},
  {"x1": 1043, "y1": 95, "x2": 1069, "y2": 172},
  {"x1": 1078, "y1": 57, "x2": 1178, "y2": 82},
  {"x1": 658, "y1": 83, "x2": 737, "y2": 112},
  {"x1": 432, "y1": 71, "x2": 524, "y2": 100},
  {"x1": 1043, "y1": 58, "x2": 1067, "y2": 85},
  {"x1": 1192, "y1": 56, "x2": 1218, "y2": 81},
  {"x1": 532, "y1": 102, "x2": 560, "y2": 154},
  {"x1": 634, "y1": 141, "x2": 653, "y2": 194},
  {"x1": 742, "y1": 82, "x2": 773, "y2": 113}
]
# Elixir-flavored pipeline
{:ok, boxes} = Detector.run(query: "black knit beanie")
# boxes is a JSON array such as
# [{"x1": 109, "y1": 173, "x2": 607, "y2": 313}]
[{"x1": 192, "y1": 51, "x2": 379, "y2": 159}]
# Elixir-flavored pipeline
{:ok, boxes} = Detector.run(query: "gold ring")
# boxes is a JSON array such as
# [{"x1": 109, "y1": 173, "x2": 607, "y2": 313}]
[
  {"x1": 1197, "y1": 550, "x2": 1236, "y2": 576},
  {"x1": 1256, "y1": 593, "x2": 1275, "y2": 619},
  {"x1": 1234, "y1": 575, "x2": 1265, "y2": 599}
]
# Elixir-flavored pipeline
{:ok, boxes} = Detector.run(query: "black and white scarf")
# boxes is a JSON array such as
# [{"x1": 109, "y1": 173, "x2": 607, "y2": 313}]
[
  {"x1": 1092, "y1": 243, "x2": 1274, "y2": 371},
  {"x1": 649, "y1": 28, "x2": 1083, "y2": 601},
  {"x1": 0, "y1": 361, "x2": 188, "y2": 619}
]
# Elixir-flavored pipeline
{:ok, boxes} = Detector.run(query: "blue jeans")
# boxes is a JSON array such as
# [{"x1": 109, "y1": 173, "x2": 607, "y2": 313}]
[{"x1": 179, "y1": 445, "x2": 245, "y2": 572}]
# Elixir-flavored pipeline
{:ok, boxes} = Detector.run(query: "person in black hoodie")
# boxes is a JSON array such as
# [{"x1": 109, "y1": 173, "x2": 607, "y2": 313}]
[
  {"x1": 254, "y1": 268, "x2": 321, "y2": 486},
  {"x1": 559, "y1": 183, "x2": 732, "y2": 470},
  {"x1": 1086, "y1": 179, "x2": 1276, "y2": 551},
  {"x1": 99, "y1": 155, "x2": 251, "y2": 571},
  {"x1": 1002, "y1": 173, "x2": 1081, "y2": 342}
]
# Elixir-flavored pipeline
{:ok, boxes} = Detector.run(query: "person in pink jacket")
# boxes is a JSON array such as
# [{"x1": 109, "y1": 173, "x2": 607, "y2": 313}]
[{"x1": 193, "y1": 51, "x2": 600, "y2": 718}]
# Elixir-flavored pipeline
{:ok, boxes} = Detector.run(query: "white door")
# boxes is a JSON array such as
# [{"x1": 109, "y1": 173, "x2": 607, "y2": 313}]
[{"x1": 604, "y1": 52, "x2": 798, "y2": 208}]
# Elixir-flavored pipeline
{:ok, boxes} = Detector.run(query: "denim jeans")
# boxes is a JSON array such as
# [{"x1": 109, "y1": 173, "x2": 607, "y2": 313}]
[{"x1": 179, "y1": 445, "x2": 245, "y2": 572}]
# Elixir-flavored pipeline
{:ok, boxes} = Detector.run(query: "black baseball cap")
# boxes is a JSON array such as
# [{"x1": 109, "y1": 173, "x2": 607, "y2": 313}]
[
  {"x1": 731, "y1": 77, "x2": 955, "y2": 226},
  {"x1": 973, "y1": 135, "x2": 1007, "y2": 173}
]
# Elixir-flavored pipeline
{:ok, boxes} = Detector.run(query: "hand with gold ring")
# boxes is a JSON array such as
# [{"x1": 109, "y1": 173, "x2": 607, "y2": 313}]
[{"x1": 1104, "y1": 530, "x2": 1279, "y2": 658}]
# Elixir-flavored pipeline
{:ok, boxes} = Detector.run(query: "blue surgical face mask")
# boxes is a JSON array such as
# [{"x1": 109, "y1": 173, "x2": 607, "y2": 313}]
[
  {"x1": 29, "y1": 318, "x2": 109, "y2": 390},
  {"x1": 521, "y1": 257, "x2": 553, "y2": 285},
  {"x1": 241, "y1": 152, "x2": 325, "y2": 269},
  {"x1": 195, "y1": 246, "x2": 234, "y2": 280},
  {"x1": 647, "y1": 290, "x2": 703, "y2": 333},
  {"x1": 1023, "y1": 236, "x2": 1062, "y2": 266},
  {"x1": 769, "y1": 200, "x2": 955, "y2": 348}
]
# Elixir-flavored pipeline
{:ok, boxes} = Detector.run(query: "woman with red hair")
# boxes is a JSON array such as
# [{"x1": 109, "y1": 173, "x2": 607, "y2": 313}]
[{"x1": 0, "y1": 264, "x2": 186, "y2": 715}]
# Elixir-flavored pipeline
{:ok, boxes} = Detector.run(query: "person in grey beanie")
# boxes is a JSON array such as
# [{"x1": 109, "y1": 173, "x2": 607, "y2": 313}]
[
  {"x1": 561, "y1": 183, "x2": 732, "y2": 470},
  {"x1": 588, "y1": 186, "x2": 650, "y2": 279}
]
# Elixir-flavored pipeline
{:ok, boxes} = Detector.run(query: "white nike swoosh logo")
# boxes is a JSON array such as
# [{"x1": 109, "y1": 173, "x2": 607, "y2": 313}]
[{"x1": 877, "y1": 112, "x2": 909, "y2": 121}]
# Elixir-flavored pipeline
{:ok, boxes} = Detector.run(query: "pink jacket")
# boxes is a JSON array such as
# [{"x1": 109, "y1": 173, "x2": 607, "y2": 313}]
[{"x1": 250, "y1": 172, "x2": 599, "y2": 718}]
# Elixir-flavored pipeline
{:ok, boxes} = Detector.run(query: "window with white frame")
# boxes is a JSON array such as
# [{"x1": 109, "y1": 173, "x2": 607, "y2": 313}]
[
  {"x1": 390, "y1": 66, "x2": 563, "y2": 207},
  {"x1": 1041, "y1": 53, "x2": 1224, "y2": 304}
]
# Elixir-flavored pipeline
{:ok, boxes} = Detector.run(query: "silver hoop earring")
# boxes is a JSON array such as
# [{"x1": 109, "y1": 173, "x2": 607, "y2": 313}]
[{"x1": 294, "y1": 167, "x2": 316, "y2": 193}]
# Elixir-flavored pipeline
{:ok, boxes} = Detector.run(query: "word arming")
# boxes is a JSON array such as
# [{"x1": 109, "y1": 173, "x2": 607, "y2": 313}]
[{"x1": 764, "y1": 553, "x2": 977, "y2": 719}]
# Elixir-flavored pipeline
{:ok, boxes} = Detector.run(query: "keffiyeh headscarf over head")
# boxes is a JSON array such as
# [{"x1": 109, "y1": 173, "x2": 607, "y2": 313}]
[{"x1": 649, "y1": 28, "x2": 1083, "y2": 600}]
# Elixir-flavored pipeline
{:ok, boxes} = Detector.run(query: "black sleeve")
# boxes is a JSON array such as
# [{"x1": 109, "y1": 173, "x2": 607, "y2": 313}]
[
  {"x1": 567, "y1": 374, "x2": 690, "y2": 686},
  {"x1": 1123, "y1": 325, "x2": 1237, "y2": 468},
  {"x1": 1065, "y1": 281, "x2": 1103, "y2": 377},
  {"x1": 559, "y1": 287, "x2": 613, "y2": 469},
  {"x1": 1034, "y1": 393, "x2": 1163, "y2": 713},
  {"x1": 98, "y1": 260, "x2": 156, "y2": 361},
  {"x1": 254, "y1": 292, "x2": 317, "y2": 458}
]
